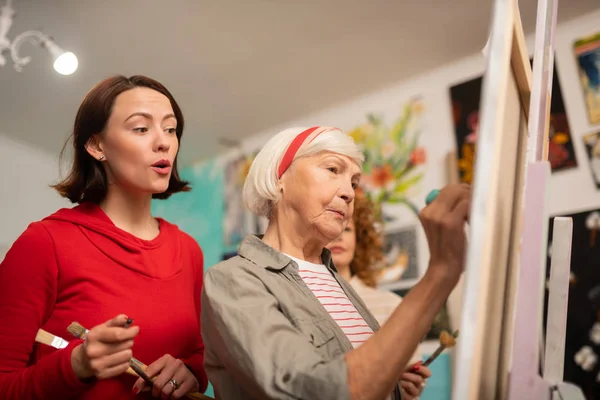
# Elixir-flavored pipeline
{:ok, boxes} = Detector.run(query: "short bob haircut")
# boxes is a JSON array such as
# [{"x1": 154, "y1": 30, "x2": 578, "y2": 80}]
[
  {"x1": 243, "y1": 126, "x2": 364, "y2": 218},
  {"x1": 52, "y1": 75, "x2": 190, "y2": 204}
]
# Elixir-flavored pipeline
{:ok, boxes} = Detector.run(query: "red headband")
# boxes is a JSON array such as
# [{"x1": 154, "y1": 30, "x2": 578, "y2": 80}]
[{"x1": 277, "y1": 126, "x2": 322, "y2": 179}]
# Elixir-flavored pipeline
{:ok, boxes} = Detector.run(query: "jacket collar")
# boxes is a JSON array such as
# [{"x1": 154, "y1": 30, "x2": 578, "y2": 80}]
[{"x1": 238, "y1": 234, "x2": 335, "y2": 272}]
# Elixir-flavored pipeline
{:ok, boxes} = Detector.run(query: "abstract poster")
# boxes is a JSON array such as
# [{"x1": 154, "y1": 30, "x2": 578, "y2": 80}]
[
  {"x1": 545, "y1": 209, "x2": 600, "y2": 399},
  {"x1": 582, "y1": 131, "x2": 600, "y2": 188},
  {"x1": 574, "y1": 32, "x2": 600, "y2": 125},
  {"x1": 450, "y1": 58, "x2": 577, "y2": 183}
]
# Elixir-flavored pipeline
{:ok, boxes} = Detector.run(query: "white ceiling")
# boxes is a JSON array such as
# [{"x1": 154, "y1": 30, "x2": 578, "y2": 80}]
[{"x1": 1, "y1": 0, "x2": 598, "y2": 166}]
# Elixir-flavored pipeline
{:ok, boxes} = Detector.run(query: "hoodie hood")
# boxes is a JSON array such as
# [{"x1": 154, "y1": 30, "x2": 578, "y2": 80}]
[{"x1": 44, "y1": 202, "x2": 182, "y2": 279}]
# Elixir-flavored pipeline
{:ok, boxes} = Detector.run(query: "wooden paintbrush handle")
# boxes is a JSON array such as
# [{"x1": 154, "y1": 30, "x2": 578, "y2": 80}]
[
  {"x1": 124, "y1": 361, "x2": 212, "y2": 399},
  {"x1": 422, "y1": 346, "x2": 445, "y2": 367}
]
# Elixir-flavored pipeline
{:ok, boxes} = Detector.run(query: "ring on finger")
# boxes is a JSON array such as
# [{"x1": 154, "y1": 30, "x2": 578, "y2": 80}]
[{"x1": 169, "y1": 378, "x2": 180, "y2": 390}]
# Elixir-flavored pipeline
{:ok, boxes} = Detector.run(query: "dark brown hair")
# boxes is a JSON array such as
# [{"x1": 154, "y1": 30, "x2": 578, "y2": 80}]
[
  {"x1": 350, "y1": 191, "x2": 384, "y2": 288},
  {"x1": 52, "y1": 75, "x2": 190, "y2": 204}
]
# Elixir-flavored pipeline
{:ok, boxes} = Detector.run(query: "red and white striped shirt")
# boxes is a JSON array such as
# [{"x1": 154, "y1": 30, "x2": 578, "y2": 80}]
[{"x1": 286, "y1": 255, "x2": 374, "y2": 348}]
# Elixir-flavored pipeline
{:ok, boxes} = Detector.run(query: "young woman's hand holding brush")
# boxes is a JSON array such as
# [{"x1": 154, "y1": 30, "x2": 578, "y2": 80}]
[
  {"x1": 70, "y1": 314, "x2": 139, "y2": 380},
  {"x1": 399, "y1": 362, "x2": 432, "y2": 399},
  {"x1": 132, "y1": 354, "x2": 200, "y2": 398}
]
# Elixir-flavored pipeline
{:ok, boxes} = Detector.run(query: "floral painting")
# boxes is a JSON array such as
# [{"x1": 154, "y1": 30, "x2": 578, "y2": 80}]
[
  {"x1": 450, "y1": 58, "x2": 577, "y2": 184},
  {"x1": 348, "y1": 98, "x2": 427, "y2": 218},
  {"x1": 574, "y1": 32, "x2": 600, "y2": 125}
]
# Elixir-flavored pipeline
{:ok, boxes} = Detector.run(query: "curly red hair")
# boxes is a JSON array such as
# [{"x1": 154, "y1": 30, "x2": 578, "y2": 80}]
[{"x1": 350, "y1": 192, "x2": 384, "y2": 288}]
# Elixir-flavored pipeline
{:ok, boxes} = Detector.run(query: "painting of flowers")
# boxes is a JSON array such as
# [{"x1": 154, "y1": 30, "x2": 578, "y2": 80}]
[{"x1": 348, "y1": 98, "x2": 427, "y2": 218}]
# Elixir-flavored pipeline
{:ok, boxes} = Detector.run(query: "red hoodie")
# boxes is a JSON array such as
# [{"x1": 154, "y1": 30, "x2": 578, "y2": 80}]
[{"x1": 0, "y1": 202, "x2": 208, "y2": 399}]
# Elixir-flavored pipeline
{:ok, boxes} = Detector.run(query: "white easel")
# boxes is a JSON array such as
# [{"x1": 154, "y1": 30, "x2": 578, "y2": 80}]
[{"x1": 450, "y1": 0, "x2": 586, "y2": 397}]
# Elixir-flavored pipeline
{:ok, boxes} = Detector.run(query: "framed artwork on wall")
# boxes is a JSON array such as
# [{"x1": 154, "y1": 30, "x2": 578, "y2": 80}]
[{"x1": 574, "y1": 32, "x2": 600, "y2": 126}]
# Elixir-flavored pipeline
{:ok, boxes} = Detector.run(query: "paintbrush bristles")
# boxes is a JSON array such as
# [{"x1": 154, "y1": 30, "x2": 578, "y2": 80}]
[
  {"x1": 66, "y1": 322, "x2": 88, "y2": 339},
  {"x1": 35, "y1": 329, "x2": 56, "y2": 346},
  {"x1": 439, "y1": 330, "x2": 459, "y2": 348}
]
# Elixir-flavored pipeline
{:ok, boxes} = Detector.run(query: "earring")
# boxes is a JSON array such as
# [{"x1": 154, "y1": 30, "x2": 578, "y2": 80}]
[{"x1": 98, "y1": 155, "x2": 105, "y2": 161}]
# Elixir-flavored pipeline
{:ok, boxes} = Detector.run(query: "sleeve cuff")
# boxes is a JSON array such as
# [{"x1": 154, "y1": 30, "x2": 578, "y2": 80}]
[{"x1": 59, "y1": 339, "x2": 96, "y2": 391}]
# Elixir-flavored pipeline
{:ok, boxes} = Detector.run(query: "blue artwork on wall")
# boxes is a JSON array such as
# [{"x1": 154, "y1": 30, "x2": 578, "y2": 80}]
[{"x1": 152, "y1": 159, "x2": 225, "y2": 270}]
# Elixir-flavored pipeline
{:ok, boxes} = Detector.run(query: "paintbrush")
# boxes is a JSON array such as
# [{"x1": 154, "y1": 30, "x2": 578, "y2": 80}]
[
  {"x1": 35, "y1": 328, "x2": 69, "y2": 349},
  {"x1": 66, "y1": 321, "x2": 146, "y2": 381},
  {"x1": 419, "y1": 329, "x2": 459, "y2": 369},
  {"x1": 66, "y1": 321, "x2": 211, "y2": 400}
]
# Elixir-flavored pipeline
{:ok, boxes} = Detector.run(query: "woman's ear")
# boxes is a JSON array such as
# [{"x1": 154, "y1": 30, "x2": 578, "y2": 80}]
[{"x1": 85, "y1": 135, "x2": 105, "y2": 161}]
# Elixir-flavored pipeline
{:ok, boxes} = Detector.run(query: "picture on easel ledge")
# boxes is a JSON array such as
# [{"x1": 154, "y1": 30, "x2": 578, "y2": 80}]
[
  {"x1": 449, "y1": 58, "x2": 577, "y2": 183},
  {"x1": 582, "y1": 131, "x2": 600, "y2": 188},
  {"x1": 545, "y1": 209, "x2": 600, "y2": 398},
  {"x1": 574, "y1": 32, "x2": 600, "y2": 125}
]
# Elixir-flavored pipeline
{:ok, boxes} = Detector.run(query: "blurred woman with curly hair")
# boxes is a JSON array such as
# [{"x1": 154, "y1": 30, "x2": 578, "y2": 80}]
[{"x1": 326, "y1": 190, "x2": 422, "y2": 365}]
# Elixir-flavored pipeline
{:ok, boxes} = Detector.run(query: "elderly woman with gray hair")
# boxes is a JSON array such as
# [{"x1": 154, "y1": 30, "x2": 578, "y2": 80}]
[{"x1": 201, "y1": 126, "x2": 470, "y2": 400}]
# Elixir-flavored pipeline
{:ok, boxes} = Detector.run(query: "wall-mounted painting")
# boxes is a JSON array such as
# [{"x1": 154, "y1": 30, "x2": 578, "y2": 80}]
[
  {"x1": 583, "y1": 131, "x2": 600, "y2": 188},
  {"x1": 450, "y1": 57, "x2": 577, "y2": 184},
  {"x1": 348, "y1": 98, "x2": 427, "y2": 222},
  {"x1": 375, "y1": 225, "x2": 419, "y2": 290},
  {"x1": 574, "y1": 32, "x2": 600, "y2": 126},
  {"x1": 222, "y1": 150, "x2": 267, "y2": 248},
  {"x1": 223, "y1": 153, "x2": 253, "y2": 247}
]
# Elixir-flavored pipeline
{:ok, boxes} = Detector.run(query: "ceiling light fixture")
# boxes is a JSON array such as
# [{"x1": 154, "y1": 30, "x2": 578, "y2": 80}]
[{"x1": 0, "y1": 0, "x2": 78, "y2": 75}]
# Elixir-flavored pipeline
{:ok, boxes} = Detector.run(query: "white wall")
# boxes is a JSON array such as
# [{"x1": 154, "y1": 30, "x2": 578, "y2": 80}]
[
  {"x1": 0, "y1": 134, "x2": 70, "y2": 260},
  {"x1": 226, "y1": 8, "x2": 600, "y2": 322}
]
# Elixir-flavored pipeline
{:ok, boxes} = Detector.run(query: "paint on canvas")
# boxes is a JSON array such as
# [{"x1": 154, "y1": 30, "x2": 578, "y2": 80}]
[
  {"x1": 574, "y1": 32, "x2": 600, "y2": 125},
  {"x1": 583, "y1": 131, "x2": 600, "y2": 188}
]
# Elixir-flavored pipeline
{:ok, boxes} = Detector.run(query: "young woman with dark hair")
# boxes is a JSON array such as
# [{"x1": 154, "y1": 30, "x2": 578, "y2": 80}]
[{"x1": 0, "y1": 75, "x2": 208, "y2": 399}]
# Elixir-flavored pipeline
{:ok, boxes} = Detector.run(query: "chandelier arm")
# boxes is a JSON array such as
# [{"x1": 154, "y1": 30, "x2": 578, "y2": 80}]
[{"x1": 9, "y1": 29, "x2": 49, "y2": 71}]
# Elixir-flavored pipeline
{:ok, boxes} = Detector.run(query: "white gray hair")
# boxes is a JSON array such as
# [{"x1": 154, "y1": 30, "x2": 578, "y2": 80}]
[{"x1": 243, "y1": 126, "x2": 364, "y2": 218}]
